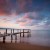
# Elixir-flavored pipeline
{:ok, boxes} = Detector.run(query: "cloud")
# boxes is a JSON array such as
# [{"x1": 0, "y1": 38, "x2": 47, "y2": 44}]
[
  {"x1": 15, "y1": 15, "x2": 32, "y2": 26},
  {"x1": 0, "y1": 0, "x2": 32, "y2": 15},
  {"x1": 0, "y1": 10, "x2": 50, "y2": 27},
  {"x1": 14, "y1": 11, "x2": 50, "y2": 26},
  {"x1": 0, "y1": 0, "x2": 50, "y2": 30},
  {"x1": 15, "y1": 12, "x2": 40, "y2": 26},
  {"x1": 0, "y1": 0, "x2": 50, "y2": 15}
]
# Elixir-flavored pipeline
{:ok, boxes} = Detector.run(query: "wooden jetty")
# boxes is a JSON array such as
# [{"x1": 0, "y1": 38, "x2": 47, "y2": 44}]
[{"x1": 0, "y1": 28, "x2": 31, "y2": 43}]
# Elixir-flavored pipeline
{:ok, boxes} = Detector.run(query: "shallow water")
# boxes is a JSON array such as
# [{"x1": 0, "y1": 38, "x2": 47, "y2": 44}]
[{"x1": 0, "y1": 30, "x2": 50, "y2": 46}]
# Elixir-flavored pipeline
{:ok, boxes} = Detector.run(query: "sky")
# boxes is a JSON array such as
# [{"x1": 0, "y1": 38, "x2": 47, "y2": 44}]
[{"x1": 0, "y1": 0, "x2": 50, "y2": 30}]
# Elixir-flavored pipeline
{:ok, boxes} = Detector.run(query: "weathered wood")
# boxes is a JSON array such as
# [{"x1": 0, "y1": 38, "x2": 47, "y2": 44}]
[
  {"x1": 23, "y1": 29, "x2": 24, "y2": 37},
  {"x1": 0, "y1": 28, "x2": 31, "y2": 43},
  {"x1": 20, "y1": 29, "x2": 21, "y2": 37},
  {"x1": 13, "y1": 29, "x2": 14, "y2": 33},
  {"x1": 27, "y1": 29, "x2": 31, "y2": 37},
  {"x1": 3, "y1": 33, "x2": 6, "y2": 43},
  {"x1": 0, "y1": 32, "x2": 30, "y2": 37},
  {"x1": 3, "y1": 36, "x2": 5, "y2": 43},
  {"x1": 15, "y1": 34, "x2": 17, "y2": 43},
  {"x1": 11, "y1": 29, "x2": 13, "y2": 43},
  {"x1": 6, "y1": 29, "x2": 7, "y2": 34}
]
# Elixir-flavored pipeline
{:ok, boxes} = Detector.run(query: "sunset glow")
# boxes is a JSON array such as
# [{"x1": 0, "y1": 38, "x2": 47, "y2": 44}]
[{"x1": 0, "y1": 0, "x2": 50, "y2": 30}]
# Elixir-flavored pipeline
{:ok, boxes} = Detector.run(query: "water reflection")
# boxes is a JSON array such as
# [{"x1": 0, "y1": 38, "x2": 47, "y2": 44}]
[{"x1": 0, "y1": 30, "x2": 50, "y2": 46}]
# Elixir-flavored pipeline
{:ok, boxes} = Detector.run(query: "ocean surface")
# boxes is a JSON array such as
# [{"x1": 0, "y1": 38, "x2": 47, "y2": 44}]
[{"x1": 0, "y1": 29, "x2": 50, "y2": 46}]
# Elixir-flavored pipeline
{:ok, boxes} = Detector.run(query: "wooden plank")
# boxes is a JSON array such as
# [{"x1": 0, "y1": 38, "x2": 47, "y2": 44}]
[
  {"x1": 0, "y1": 32, "x2": 29, "y2": 37},
  {"x1": 0, "y1": 28, "x2": 31, "y2": 43}
]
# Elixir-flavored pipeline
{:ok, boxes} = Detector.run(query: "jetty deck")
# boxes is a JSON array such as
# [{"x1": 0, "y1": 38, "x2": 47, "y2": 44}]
[{"x1": 0, "y1": 28, "x2": 31, "y2": 43}]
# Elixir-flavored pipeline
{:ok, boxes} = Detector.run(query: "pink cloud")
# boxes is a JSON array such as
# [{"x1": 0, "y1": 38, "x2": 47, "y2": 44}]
[
  {"x1": 15, "y1": 13, "x2": 33, "y2": 26},
  {"x1": 24, "y1": 12, "x2": 38, "y2": 19}
]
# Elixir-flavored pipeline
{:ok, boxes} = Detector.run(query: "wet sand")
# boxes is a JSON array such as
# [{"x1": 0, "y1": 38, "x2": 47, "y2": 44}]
[{"x1": 0, "y1": 42, "x2": 50, "y2": 50}]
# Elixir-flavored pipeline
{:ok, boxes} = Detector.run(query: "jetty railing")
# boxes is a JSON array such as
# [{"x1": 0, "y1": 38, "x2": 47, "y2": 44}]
[{"x1": 0, "y1": 28, "x2": 31, "y2": 43}]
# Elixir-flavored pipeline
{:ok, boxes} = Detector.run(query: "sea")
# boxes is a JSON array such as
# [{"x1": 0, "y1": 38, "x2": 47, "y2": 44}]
[{"x1": 0, "y1": 29, "x2": 50, "y2": 47}]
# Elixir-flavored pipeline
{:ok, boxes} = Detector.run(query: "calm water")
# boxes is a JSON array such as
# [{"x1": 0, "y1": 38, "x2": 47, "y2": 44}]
[{"x1": 0, "y1": 30, "x2": 50, "y2": 46}]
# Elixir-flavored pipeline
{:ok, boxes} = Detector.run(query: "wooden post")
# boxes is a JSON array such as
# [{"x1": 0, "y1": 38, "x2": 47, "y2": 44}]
[
  {"x1": 13, "y1": 29, "x2": 14, "y2": 33},
  {"x1": 14, "y1": 29, "x2": 17, "y2": 43},
  {"x1": 3, "y1": 36, "x2": 5, "y2": 43},
  {"x1": 23, "y1": 29, "x2": 24, "y2": 37},
  {"x1": 15, "y1": 34, "x2": 17, "y2": 43},
  {"x1": 29, "y1": 29, "x2": 31, "y2": 36},
  {"x1": 3, "y1": 29, "x2": 7, "y2": 43},
  {"x1": 6, "y1": 29, "x2": 7, "y2": 34},
  {"x1": 11, "y1": 29, "x2": 13, "y2": 43},
  {"x1": 3, "y1": 33, "x2": 5, "y2": 43},
  {"x1": 27, "y1": 29, "x2": 31, "y2": 37},
  {"x1": 20, "y1": 29, "x2": 21, "y2": 37}
]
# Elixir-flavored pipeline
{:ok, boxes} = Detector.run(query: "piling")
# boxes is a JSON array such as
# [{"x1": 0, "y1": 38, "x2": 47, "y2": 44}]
[
  {"x1": 23, "y1": 29, "x2": 24, "y2": 37},
  {"x1": 11, "y1": 29, "x2": 13, "y2": 43},
  {"x1": 6, "y1": 29, "x2": 7, "y2": 34},
  {"x1": 27, "y1": 29, "x2": 31, "y2": 37},
  {"x1": 15, "y1": 34, "x2": 17, "y2": 43},
  {"x1": 20, "y1": 29, "x2": 21, "y2": 37},
  {"x1": 0, "y1": 28, "x2": 31, "y2": 43},
  {"x1": 3, "y1": 33, "x2": 6, "y2": 43}
]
